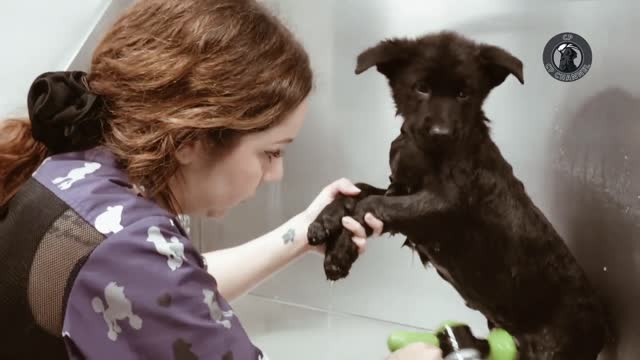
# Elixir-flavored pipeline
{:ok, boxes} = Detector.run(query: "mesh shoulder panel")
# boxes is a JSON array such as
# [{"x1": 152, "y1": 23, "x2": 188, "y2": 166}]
[{"x1": 0, "y1": 178, "x2": 105, "y2": 359}]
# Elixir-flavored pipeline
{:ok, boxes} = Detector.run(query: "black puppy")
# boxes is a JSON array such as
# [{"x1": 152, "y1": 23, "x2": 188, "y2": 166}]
[{"x1": 308, "y1": 31, "x2": 608, "y2": 359}]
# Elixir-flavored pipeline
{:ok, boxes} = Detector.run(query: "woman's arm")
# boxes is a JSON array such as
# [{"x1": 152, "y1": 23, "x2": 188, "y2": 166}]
[
  {"x1": 202, "y1": 178, "x2": 383, "y2": 301},
  {"x1": 203, "y1": 212, "x2": 313, "y2": 301}
]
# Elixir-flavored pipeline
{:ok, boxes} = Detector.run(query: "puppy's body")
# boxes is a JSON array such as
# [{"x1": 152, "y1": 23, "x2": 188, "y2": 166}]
[
  {"x1": 308, "y1": 31, "x2": 608, "y2": 359},
  {"x1": 391, "y1": 128, "x2": 606, "y2": 359}
]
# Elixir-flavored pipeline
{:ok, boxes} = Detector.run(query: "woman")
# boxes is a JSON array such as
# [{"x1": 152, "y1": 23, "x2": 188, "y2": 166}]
[{"x1": 0, "y1": 0, "x2": 442, "y2": 359}]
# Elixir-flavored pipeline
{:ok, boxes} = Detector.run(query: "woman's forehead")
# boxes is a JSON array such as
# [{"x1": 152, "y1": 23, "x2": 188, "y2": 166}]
[{"x1": 262, "y1": 100, "x2": 308, "y2": 142}]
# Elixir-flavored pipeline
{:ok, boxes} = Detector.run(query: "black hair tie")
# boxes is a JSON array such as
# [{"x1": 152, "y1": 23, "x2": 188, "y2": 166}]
[{"x1": 27, "y1": 71, "x2": 107, "y2": 155}]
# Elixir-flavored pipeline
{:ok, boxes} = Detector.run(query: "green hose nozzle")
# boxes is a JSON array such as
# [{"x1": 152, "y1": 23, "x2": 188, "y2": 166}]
[
  {"x1": 387, "y1": 321, "x2": 517, "y2": 360},
  {"x1": 486, "y1": 328, "x2": 518, "y2": 360}
]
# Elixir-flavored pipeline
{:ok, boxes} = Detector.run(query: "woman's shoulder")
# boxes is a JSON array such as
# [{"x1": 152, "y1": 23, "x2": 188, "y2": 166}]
[
  {"x1": 32, "y1": 146, "x2": 182, "y2": 239},
  {"x1": 32, "y1": 145, "x2": 209, "y2": 285}
]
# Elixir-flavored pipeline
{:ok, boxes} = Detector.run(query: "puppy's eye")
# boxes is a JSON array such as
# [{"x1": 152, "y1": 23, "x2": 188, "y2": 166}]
[
  {"x1": 415, "y1": 81, "x2": 431, "y2": 95},
  {"x1": 457, "y1": 91, "x2": 468, "y2": 99}
]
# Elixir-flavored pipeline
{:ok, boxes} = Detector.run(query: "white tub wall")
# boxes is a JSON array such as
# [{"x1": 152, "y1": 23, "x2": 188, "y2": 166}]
[{"x1": 0, "y1": 0, "x2": 134, "y2": 119}]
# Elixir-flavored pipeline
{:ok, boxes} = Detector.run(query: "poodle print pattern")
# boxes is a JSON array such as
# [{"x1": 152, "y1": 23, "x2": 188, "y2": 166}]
[
  {"x1": 52, "y1": 162, "x2": 101, "y2": 190},
  {"x1": 95, "y1": 205, "x2": 124, "y2": 234},
  {"x1": 91, "y1": 282, "x2": 143, "y2": 341},
  {"x1": 146, "y1": 226, "x2": 187, "y2": 271},
  {"x1": 203, "y1": 289, "x2": 234, "y2": 329}
]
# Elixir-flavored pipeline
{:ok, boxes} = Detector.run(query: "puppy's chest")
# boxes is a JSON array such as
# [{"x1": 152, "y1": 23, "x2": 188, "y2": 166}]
[
  {"x1": 409, "y1": 220, "x2": 469, "y2": 250},
  {"x1": 407, "y1": 216, "x2": 491, "y2": 273},
  {"x1": 423, "y1": 162, "x2": 473, "y2": 190}
]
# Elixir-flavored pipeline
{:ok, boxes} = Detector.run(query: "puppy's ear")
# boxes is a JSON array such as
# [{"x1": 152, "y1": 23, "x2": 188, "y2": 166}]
[
  {"x1": 355, "y1": 39, "x2": 413, "y2": 78},
  {"x1": 478, "y1": 44, "x2": 524, "y2": 88}
]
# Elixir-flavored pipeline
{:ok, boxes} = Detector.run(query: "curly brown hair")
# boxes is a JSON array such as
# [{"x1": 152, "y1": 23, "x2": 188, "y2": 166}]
[{"x1": 0, "y1": 0, "x2": 313, "y2": 213}]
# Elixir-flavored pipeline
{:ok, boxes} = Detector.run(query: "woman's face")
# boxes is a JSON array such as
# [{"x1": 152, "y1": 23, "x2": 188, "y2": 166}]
[{"x1": 172, "y1": 99, "x2": 308, "y2": 218}]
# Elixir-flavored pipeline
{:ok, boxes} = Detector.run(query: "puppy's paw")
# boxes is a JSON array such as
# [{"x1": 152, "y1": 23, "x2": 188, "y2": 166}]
[
  {"x1": 323, "y1": 230, "x2": 359, "y2": 281},
  {"x1": 324, "y1": 259, "x2": 349, "y2": 281},
  {"x1": 307, "y1": 218, "x2": 334, "y2": 246},
  {"x1": 307, "y1": 200, "x2": 349, "y2": 246}
]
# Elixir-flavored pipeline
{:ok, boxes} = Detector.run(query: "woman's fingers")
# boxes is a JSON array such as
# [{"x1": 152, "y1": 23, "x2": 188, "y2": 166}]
[
  {"x1": 352, "y1": 236, "x2": 367, "y2": 254},
  {"x1": 364, "y1": 213, "x2": 384, "y2": 236},
  {"x1": 341, "y1": 216, "x2": 366, "y2": 238}
]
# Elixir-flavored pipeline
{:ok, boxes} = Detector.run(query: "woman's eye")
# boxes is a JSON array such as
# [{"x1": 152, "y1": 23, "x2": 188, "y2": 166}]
[
  {"x1": 265, "y1": 150, "x2": 283, "y2": 160},
  {"x1": 457, "y1": 90, "x2": 469, "y2": 99}
]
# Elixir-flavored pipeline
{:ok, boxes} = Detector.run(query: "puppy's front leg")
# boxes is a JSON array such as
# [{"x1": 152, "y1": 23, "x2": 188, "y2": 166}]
[
  {"x1": 307, "y1": 183, "x2": 386, "y2": 281},
  {"x1": 323, "y1": 189, "x2": 455, "y2": 281},
  {"x1": 307, "y1": 182, "x2": 387, "y2": 246},
  {"x1": 353, "y1": 189, "x2": 455, "y2": 226}
]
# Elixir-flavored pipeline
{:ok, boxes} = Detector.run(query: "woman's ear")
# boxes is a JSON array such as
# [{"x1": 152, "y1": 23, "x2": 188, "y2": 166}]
[{"x1": 175, "y1": 139, "x2": 201, "y2": 166}]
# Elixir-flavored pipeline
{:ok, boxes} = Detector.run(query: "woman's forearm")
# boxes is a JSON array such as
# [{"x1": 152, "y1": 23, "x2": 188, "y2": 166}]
[{"x1": 203, "y1": 213, "x2": 313, "y2": 301}]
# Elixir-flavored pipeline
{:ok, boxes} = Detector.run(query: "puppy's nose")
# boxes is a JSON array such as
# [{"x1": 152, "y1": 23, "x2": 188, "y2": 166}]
[{"x1": 429, "y1": 125, "x2": 451, "y2": 136}]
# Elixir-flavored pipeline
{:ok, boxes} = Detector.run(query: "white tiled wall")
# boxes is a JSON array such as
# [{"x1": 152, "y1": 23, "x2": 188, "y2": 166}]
[{"x1": 0, "y1": 0, "x2": 113, "y2": 118}]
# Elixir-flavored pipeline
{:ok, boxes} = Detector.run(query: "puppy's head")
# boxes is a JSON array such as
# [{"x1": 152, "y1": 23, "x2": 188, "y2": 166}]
[{"x1": 355, "y1": 31, "x2": 524, "y2": 149}]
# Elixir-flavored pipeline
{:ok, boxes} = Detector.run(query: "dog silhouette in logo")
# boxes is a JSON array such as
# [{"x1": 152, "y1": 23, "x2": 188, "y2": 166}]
[
  {"x1": 146, "y1": 226, "x2": 187, "y2": 271},
  {"x1": 95, "y1": 205, "x2": 124, "y2": 234},
  {"x1": 558, "y1": 45, "x2": 579, "y2": 72},
  {"x1": 91, "y1": 282, "x2": 143, "y2": 341},
  {"x1": 202, "y1": 289, "x2": 233, "y2": 329},
  {"x1": 52, "y1": 162, "x2": 101, "y2": 190}
]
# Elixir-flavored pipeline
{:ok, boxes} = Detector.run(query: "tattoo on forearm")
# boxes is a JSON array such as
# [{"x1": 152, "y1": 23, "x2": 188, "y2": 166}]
[{"x1": 282, "y1": 228, "x2": 295, "y2": 244}]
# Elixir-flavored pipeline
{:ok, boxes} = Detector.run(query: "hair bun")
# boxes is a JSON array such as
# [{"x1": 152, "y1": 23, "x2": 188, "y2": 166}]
[{"x1": 27, "y1": 71, "x2": 106, "y2": 154}]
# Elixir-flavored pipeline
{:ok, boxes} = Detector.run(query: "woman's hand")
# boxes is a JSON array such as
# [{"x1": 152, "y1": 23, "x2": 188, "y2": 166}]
[
  {"x1": 386, "y1": 343, "x2": 443, "y2": 360},
  {"x1": 301, "y1": 178, "x2": 384, "y2": 254}
]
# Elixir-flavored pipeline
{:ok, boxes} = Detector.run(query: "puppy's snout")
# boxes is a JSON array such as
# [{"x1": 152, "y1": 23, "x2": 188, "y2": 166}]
[{"x1": 429, "y1": 125, "x2": 452, "y2": 137}]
